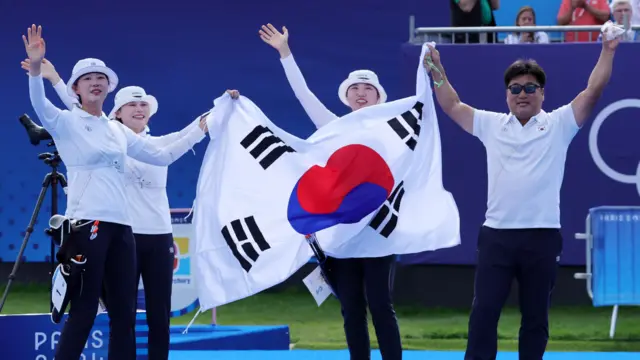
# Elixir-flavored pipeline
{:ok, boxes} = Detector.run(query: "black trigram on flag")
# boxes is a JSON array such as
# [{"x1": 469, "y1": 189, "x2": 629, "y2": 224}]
[
  {"x1": 240, "y1": 125, "x2": 296, "y2": 170},
  {"x1": 368, "y1": 181, "x2": 405, "y2": 238},
  {"x1": 386, "y1": 102, "x2": 424, "y2": 150},
  {"x1": 221, "y1": 216, "x2": 271, "y2": 272}
]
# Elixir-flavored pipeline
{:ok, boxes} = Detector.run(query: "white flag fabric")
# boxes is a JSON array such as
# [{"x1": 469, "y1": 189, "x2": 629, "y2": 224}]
[{"x1": 191, "y1": 42, "x2": 460, "y2": 310}]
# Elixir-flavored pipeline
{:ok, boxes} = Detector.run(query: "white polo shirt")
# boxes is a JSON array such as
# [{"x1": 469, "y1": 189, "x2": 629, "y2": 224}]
[
  {"x1": 28, "y1": 74, "x2": 206, "y2": 226},
  {"x1": 473, "y1": 104, "x2": 580, "y2": 229}
]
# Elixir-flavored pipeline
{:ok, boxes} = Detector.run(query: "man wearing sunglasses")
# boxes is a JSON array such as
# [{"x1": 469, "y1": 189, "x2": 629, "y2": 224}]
[{"x1": 424, "y1": 34, "x2": 619, "y2": 360}]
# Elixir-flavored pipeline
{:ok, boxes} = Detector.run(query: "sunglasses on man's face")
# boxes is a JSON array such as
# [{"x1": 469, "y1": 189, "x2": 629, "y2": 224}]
[{"x1": 508, "y1": 83, "x2": 540, "y2": 95}]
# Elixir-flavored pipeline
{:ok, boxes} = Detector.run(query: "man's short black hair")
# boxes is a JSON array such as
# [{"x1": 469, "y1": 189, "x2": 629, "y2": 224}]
[{"x1": 504, "y1": 59, "x2": 546, "y2": 88}]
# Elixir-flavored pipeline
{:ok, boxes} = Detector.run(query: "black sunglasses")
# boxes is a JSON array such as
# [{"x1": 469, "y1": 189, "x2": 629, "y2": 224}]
[{"x1": 508, "y1": 83, "x2": 540, "y2": 95}]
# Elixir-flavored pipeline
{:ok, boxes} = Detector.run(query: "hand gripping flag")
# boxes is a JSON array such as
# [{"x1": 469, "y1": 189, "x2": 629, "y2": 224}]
[{"x1": 191, "y1": 42, "x2": 460, "y2": 310}]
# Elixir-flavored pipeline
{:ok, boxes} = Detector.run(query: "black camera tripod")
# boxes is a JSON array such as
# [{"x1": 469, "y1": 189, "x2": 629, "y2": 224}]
[{"x1": 0, "y1": 143, "x2": 67, "y2": 313}]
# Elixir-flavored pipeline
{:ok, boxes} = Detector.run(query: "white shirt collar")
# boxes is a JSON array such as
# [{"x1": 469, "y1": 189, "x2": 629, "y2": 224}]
[
  {"x1": 504, "y1": 109, "x2": 548, "y2": 126},
  {"x1": 72, "y1": 105, "x2": 109, "y2": 120}
]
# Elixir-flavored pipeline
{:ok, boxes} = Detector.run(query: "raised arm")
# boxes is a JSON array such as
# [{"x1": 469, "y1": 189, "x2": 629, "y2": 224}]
[
  {"x1": 24, "y1": 25, "x2": 64, "y2": 136},
  {"x1": 424, "y1": 44, "x2": 475, "y2": 134},
  {"x1": 21, "y1": 58, "x2": 79, "y2": 110},
  {"x1": 150, "y1": 90, "x2": 238, "y2": 147},
  {"x1": 148, "y1": 113, "x2": 209, "y2": 150},
  {"x1": 149, "y1": 116, "x2": 202, "y2": 147},
  {"x1": 122, "y1": 120, "x2": 207, "y2": 166},
  {"x1": 570, "y1": 33, "x2": 618, "y2": 127},
  {"x1": 259, "y1": 23, "x2": 338, "y2": 128}
]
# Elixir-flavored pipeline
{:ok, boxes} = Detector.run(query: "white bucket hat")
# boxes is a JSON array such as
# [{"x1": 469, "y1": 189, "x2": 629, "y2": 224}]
[
  {"x1": 107, "y1": 86, "x2": 158, "y2": 120},
  {"x1": 66, "y1": 58, "x2": 119, "y2": 99},
  {"x1": 338, "y1": 70, "x2": 387, "y2": 107}
]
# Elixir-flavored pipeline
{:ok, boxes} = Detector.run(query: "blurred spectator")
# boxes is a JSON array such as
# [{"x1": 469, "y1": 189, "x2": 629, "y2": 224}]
[
  {"x1": 504, "y1": 6, "x2": 551, "y2": 44},
  {"x1": 557, "y1": 0, "x2": 611, "y2": 42},
  {"x1": 450, "y1": 0, "x2": 499, "y2": 43},
  {"x1": 631, "y1": 0, "x2": 640, "y2": 25},
  {"x1": 598, "y1": 0, "x2": 636, "y2": 41}
]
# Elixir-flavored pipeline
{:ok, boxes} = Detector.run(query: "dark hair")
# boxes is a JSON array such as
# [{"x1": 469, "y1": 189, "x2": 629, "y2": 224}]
[
  {"x1": 503, "y1": 59, "x2": 546, "y2": 88},
  {"x1": 72, "y1": 79, "x2": 83, "y2": 105}
]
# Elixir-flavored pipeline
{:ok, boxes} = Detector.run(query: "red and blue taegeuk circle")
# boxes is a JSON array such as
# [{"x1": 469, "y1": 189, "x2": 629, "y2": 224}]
[{"x1": 287, "y1": 144, "x2": 394, "y2": 234}]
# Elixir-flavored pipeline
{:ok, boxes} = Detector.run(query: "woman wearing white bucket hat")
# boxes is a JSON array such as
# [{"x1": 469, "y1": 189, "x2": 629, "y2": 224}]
[
  {"x1": 260, "y1": 23, "x2": 401, "y2": 360},
  {"x1": 20, "y1": 57, "x2": 238, "y2": 360},
  {"x1": 23, "y1": 24, "x2": 209, "y2": 360},
  {"x1": 30, "y1": 64, "x2": 238, "y2": 359},
  {"x1": 260, "y1": 24, "x2": 387, "y2": 129}
]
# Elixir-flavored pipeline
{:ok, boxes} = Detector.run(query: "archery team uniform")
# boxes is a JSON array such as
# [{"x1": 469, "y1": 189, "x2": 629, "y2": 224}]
[
  {"x1": 278, "y1": 54, "x2": 402, "y2": 360},
  {"x1": 49, "y1": 81, "x2": 207, "y2": 360},
  {"x1": 122, "y1": 117, "x2": 205, "y2": 360},
  {"x1": 28, "y1": 58, "x2": 206, "y2": 360}
]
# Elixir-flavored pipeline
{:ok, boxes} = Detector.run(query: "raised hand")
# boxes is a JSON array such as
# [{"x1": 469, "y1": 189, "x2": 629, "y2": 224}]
[
  {"x1": 601, "y1": 26, "x2": 621, "y2": 53},
  {"x1": 226, "y1": 89, "x2": 240, "y2": 99},
  {"x1": 424, "y1": 44, "x2": 446, "y2": 87},
  {"x1": 424, "y1": 44, "x2": 442, "y2": 73},
  {"x1": 198, "y1": 114, "x2": 209, "y2": 133},
  {"x1": 599, "y1": 20, "x2": 622, "y2": 53},
  {"x1": 259, "y1": 23, "x2": 291, "y2": 58},
  {"x1": 21, "y1": 58, "x2": 61, "y2": 83},
  {"x1": 22, "y1": 24, "x2": 45, "y2": 63}
]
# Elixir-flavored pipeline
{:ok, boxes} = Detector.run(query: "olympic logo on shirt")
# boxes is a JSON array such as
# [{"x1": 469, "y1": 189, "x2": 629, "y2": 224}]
[{"x1": 589, "y1": 99, "x2": 640, "y2": 197}]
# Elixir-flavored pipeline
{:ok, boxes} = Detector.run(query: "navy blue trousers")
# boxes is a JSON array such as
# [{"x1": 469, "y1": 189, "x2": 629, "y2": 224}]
[
  {"x1": 135, "y1": 233, "x2": 175, "y2": 360},
  {"x1": 464, "y1": 226, "x2": 563, "y2": 360},
  {"x1": 325, "y1": 255, "x2": 402, "y2": 360},
  {"x1": 54, "y1": 220, "x2": 137, "y2": 360}
]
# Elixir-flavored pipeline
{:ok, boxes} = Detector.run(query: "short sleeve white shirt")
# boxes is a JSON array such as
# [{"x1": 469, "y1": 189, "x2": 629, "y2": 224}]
[{"x1": 472, "y1": 104, "x2": 580, "y2": 229}]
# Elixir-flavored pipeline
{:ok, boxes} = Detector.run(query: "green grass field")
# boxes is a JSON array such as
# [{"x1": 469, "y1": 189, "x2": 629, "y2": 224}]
[{"x1": 3, "y1": 284, "x2": 640, "y2": 352}]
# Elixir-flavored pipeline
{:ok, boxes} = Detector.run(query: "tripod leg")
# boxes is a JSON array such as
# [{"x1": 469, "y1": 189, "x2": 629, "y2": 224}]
[{"x1": 0, "y1": 174, "x2": 51, "y2": 313}]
